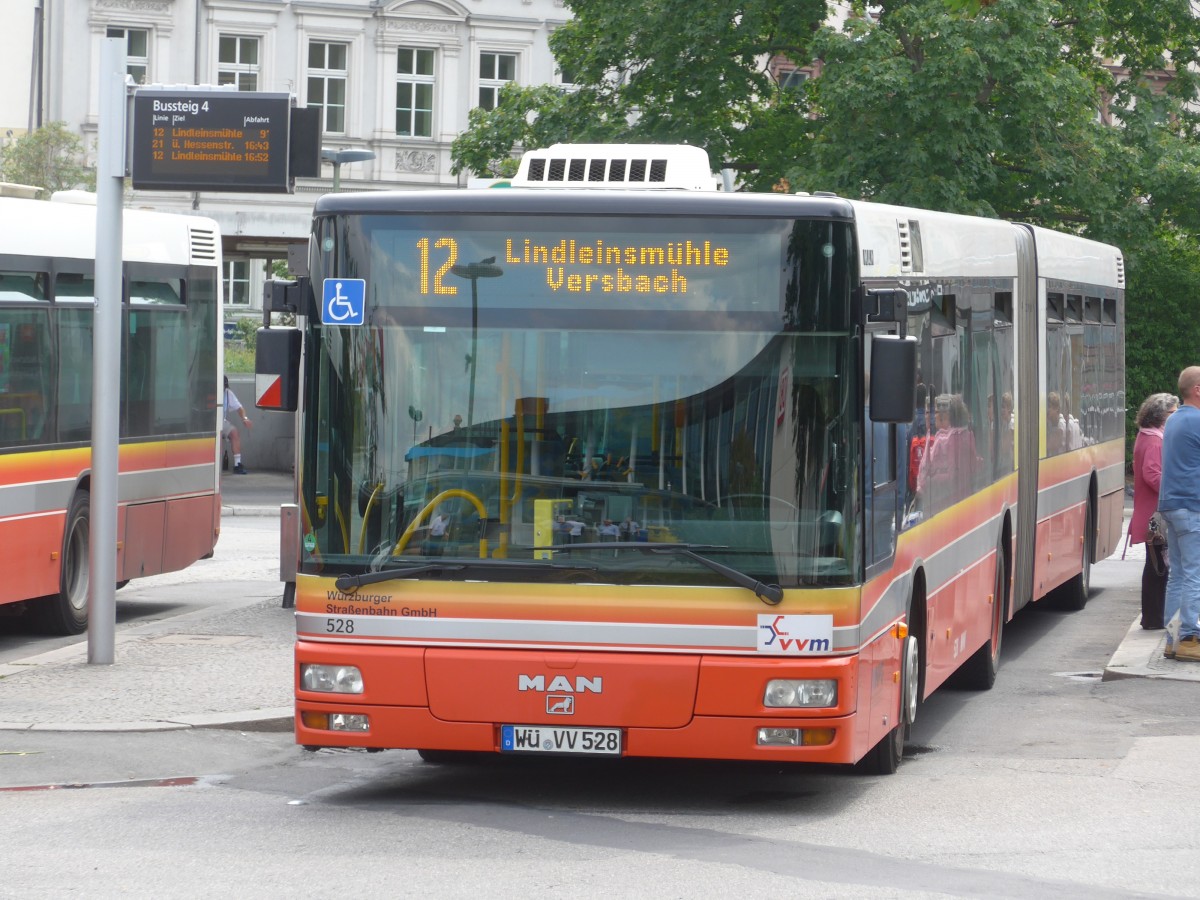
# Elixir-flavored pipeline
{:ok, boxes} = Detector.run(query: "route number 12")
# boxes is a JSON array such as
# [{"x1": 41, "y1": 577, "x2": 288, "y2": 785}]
[{"x1": 417, "y1": 237, "x2": 459, "y2": 296}]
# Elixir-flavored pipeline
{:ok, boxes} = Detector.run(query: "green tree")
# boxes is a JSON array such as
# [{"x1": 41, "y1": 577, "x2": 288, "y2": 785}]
[
  {"x1": 451, "y1": 84, "x2": 604, "y2": 178},
  {"x1": 452, "y1": 0, "x2": 829, "y2": 185},
  {"x1": 793, "y1": 1, "x2": 1200, "y2": 229},
  {"x1": 0, "y1": 122, "x2": 94, "y2": 196},
  {"x1": 795, "y1": 0, "x2": 1200, "y2": 440}
]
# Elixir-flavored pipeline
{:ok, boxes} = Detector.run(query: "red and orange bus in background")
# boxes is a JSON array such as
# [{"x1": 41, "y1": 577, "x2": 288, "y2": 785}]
[
  {"x1": 0, "y1": 191, "x2": 223, "y2": 634},
  {"x1": 262, "y1": 144, "x2": 1123, "y2": 773}
]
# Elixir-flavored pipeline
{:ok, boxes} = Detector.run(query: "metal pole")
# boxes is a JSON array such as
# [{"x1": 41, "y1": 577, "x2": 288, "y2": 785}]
[
  {"x1": 88, "y1": 38, "x2": 126, "y2": 664},
  {"x1": 332, "y1": 161, "x2": 341, "y2": 192},
  {"x1": 29, "y1": 0, "x2": 44, "y2": 133}
]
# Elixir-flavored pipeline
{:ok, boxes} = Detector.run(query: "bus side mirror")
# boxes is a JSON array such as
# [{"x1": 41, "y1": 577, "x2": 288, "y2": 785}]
[
  {"x1": 255, "y1": 327, "x2": 302, "y2": 412},
  {"x1": 866, "y1": 288, "x2": 908, "y2": 324},
  {"x1": 870, "y1": 335, "x2": 917, "y2": 423},
  {"x1": 265, "y1": 276, "x2": 311, "y2": 314}
]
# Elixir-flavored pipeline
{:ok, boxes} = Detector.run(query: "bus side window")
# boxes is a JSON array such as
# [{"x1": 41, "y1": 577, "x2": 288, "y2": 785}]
[
  {"x1": 0, "y1": 307, "x2": 52, "y2": 446},
  {"x1": 123, "y1": 311, "x2": 153, "y2": 437},
  {"x1": 56, "y1": 308, "x2": 94, "y2": 443}
]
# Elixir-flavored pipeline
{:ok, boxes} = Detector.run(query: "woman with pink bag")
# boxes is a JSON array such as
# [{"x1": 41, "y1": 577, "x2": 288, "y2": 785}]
[{"x1": 1130, "y1": 392, "x2": 1178, "y2": 629}]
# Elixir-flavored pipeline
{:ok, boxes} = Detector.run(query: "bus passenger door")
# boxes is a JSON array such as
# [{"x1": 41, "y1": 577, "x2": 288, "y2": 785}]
[{"x1": 865, "y1": 329, "x2": 899, "y2": 571}]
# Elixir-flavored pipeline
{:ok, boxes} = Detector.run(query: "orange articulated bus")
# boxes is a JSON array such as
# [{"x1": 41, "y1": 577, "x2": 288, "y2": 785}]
[
  {"x1": 261, "y1": 144, "x2": 1123, "y2": 773},
  {"x1": 0, "y1": 192, "x2": 224, "y2": 634}
]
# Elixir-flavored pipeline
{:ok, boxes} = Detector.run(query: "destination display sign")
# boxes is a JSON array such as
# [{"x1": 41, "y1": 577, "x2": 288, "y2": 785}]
[
  {"x1": 347, "y1": 220, "x2": 791, "y2": 315},
  {"x1": 131, "y1": 89, "x2": 292, "y2": 192}
]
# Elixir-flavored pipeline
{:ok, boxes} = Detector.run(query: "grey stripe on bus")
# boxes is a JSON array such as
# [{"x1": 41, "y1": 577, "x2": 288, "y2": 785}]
[{"x1": 0, "y1": 463, "x2": 216, "y2": 517}]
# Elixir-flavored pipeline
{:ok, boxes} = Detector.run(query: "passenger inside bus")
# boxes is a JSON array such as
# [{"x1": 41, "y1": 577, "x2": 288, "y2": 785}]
[
  {"x1": 1046, "y1": 391, "x2": 1066, "y2": 456},
  {"x1": 916, "y1": 393, "x2": 980, "y2": 513}
]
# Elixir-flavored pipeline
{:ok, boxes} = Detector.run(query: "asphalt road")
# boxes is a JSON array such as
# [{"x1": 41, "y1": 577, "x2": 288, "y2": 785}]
[{"x1": 1, "y1": 515, "x2": 1195, "y2": 898}]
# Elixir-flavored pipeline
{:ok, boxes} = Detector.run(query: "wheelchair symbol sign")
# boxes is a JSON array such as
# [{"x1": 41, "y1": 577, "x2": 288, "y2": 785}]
[{"x1": 321, "y1": 278, "x2": 366, "y2": 326}]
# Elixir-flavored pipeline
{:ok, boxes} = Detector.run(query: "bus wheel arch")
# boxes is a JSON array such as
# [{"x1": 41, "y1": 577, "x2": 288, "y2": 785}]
[
  {"x1": 908, "y1": 568, "x2": 929, "y2": 710},
  {"x1": 1055, "y1": 479, "x2": 1096, "y2": 612},
  {"x1": 856, "y1": 572, "x2": 927, "y2": 776},
  {"x1": 35, "y1": 487, "x2": 91, "y2": 635},
  {"x1": 957, "y1": 518, "x2": 1011, "y2": 690}
]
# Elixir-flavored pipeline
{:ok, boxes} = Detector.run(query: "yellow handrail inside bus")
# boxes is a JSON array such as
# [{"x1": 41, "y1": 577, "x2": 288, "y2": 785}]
[
  {"x1": 499, "y1": 414, "x2": 511, "y2": 559},
  {"x1": 357, "y1": 482, "x2": 385, "y2": 554},
  {"x1": 391, "y1": 488, "x2": 489, "y2": 558}
]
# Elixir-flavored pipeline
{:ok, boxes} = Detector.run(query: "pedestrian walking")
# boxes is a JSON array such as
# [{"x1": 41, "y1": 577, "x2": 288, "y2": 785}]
[
  {"x1": 223, "y1": 375, "x2": 253, "y2": 474},
  {"x1": 423, "y1": 511, "x2": 449, "y2": 556},
  {"x1": 1159, "y1": 366, "x2": 1200, "y2": 660},
  {"x1": 1130, "y1": 392, "x2": 1178, "y2": 629}
]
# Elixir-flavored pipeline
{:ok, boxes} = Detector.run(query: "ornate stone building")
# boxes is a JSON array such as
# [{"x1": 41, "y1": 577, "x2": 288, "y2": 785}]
[{"x1": 27, "y1": 0, "x2": 569, "y2": 313}]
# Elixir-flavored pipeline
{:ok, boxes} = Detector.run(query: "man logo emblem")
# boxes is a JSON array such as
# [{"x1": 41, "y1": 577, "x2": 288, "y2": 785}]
[{"x1": 546, "y1": 695, "x2": 574, "y2": 715}]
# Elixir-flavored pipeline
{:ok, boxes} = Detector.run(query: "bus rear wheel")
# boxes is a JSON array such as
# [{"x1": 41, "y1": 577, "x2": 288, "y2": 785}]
[
  {"x1": 1055, "y1": 502, "x2": 1094, "y2": 612},
  {"x1": 958, "y1": 539, "x2": 1006, "y2": 690},
  {"x1": 35, "y1": 490, "x2": 90, "y2": 635}
]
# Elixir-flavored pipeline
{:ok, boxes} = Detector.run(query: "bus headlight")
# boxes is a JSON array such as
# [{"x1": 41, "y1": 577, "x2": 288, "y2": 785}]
[
  {"x1": 330, "y1": 713, "x2": 370, "y2": 732},
  {"x1": 763, "y1": 679, "x2": 837, "y2": 708},
  {"x1": 300, "y1": 664, "x2": 364, "y2": 694},
  {"x1": 301, "y1": 711, "x2": 370, "y2": 732}
]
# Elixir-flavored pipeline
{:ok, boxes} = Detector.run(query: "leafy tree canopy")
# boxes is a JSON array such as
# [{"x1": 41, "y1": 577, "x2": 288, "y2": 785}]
[
  {"x1": 795, "y1": 0, "x2": 1200, "y2": 244},
  {"x1": 0, "y1": 122, "x2": 94, "y2": 197},
  {"x1": 452, "y1": 0, "x2": 1200, "y2": 419},
  {"x1": 452, "y1": 0, "x2": 829, "y2": 183}
]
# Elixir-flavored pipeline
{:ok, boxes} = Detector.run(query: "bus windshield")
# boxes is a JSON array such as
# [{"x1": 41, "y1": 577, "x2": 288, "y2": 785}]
[{"x1": 301, "y1": 213, "x2": 861, "y2": 588}]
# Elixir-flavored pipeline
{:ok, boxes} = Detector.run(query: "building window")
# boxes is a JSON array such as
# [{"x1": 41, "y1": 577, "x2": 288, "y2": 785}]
[
  {"x1": 224, "y1": 260, "x2": 251, "y2": 306},
  {"x1": 107, "y1": 27, "x2": 149, "y2": 84},
  {"x1": 555, "y1": 64, "x2": 579, "y2": 92},
  {"x1": 478, "y1": 52, "x2": 517, "y2": 110},
  {"x1": 218, "y1": 35, "x2": 260, "y2": 92},
  {"x1": 396, "y1": 48, "x2": 434, "y2": 138},
  {"x1": 779, "y1": 69, "x2": 809, "y2": 91},
  {"x1": 307, "y1": 41, "x2": 348, "y2": 134}
]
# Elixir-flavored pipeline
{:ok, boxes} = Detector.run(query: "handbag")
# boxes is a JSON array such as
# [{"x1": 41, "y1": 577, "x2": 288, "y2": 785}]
[
  {"x1": 1147, "y1": 511, "x2": 1168, "y2": 548},
  {"x1": 1147, "y1": 511, "x2": 1168, "y2": 576}
]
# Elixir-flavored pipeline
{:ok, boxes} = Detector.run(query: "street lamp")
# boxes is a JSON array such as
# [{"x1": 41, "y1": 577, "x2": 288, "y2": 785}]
[
  {"x1": 321, "y1": 147, "x2": 376, "y2": 191},
  {"x1": 450, "y1": 257, "x2": 503, "y2": 428},
  {"x1": 407, "y1": 404, "x2": 423, "y2": 444}
]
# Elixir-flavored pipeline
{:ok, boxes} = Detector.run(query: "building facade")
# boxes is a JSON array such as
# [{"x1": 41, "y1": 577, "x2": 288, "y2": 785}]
[
  {"x1": 0, "y1": 3, "x2": 38, "y2": 142},
  {"x1": 28, "y1": 0, "x2": 569, "y2": 317}
]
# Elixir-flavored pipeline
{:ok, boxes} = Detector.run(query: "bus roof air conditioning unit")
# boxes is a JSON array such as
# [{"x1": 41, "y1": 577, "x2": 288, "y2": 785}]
[
  {"x1": 512, "y1": 144, "x2": 716, "y2": 191},
  {"x1": 897, "y1": 219, "x2": 913, "y2": 274},
  {"x1": 189, "y1": 226, "x2": 219, "y2": 262}
]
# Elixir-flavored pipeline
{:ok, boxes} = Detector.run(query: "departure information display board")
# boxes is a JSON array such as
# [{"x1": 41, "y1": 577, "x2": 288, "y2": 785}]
[{"x1": 131, "y1": 89, "x2": 292, "y2": 192}]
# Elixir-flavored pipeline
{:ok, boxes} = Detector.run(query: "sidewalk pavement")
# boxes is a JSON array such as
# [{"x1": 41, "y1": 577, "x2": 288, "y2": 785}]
[
  {"x1": 1099, "y1": 521, "x2": 1200, "y2": 682},
  {"x1": 0, "y1": 469, "x2": 297, "y2": 734},
  {"x1": 0, "y1": 479, "x2": 1194, "y2": 734},
  {"x1": 218, "y1": 467, "x2": 296, "y2": 518},
  {"x1": 1102, "y1": 617, "x2": 1200, "y2": 681}
]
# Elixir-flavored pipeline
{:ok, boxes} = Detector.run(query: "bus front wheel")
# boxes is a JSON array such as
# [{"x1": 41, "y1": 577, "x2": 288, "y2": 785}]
[
  {"x1": 856, "y1": 614, "x2": 919, "y2": 776},
  {"x1": 36, "y1": 490, "x2": 90, "y2": 635},
  {"x1": 417, "y1": 749, "x2": 479, "y2": 764}
]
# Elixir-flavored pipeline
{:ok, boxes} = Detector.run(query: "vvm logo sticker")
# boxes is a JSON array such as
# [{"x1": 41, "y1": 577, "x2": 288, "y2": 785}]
[{"x1": 757, "y1": 614, "x2": 834, "y2": 654}]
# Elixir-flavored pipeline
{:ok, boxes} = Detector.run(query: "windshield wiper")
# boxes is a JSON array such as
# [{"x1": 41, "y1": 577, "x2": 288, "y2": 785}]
[
  {"x1": 336, "y1": 564, "x2": 465, "y2": 592},
  {"x1": 535, "y1": 542, "x2": 784, "y2": 606},
  {"x1": 334, "y1": 558, "x2": 599, "y2": 593}
]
